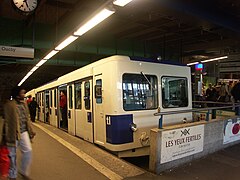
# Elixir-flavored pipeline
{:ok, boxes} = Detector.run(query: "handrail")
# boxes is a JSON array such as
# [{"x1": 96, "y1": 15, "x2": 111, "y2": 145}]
[
  {"x1": 193, "y1": 100, "x2": 233, "y2": 105},
  {"x1": 154, "y1": 105, "x2": 239, "y2": 116},
  {"x1": 154, "y1": 102, "x2": 240, "y2": 129}
]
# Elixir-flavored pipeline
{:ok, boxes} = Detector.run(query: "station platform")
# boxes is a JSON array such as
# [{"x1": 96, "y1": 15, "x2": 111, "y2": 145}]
[{"x1": 16, "y1": 121, "x2": 240, "y2": 180}]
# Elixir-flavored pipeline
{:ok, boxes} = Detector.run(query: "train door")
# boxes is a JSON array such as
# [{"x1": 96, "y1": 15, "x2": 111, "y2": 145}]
[
  {"x1": 39, "y1": 92, "x2": 44, "y2": 122},
  {"x1": 84, "y1": 79, "x2": 93, "y2": 142},
  {"x1": 36, "y1": 93, "x2": 40, "y2": 121},
  {"x1": 50, "y1": 89, "x2": 58, "y2": 127},
  {"x1": 48, "y1": 90, "x2": 53, "y2": 124},
  {"x1": 75, "y1": 81, "x2": 84, "y2": 138},
  {"x1": 44, "y1": 90, "x2": 50, "y2": 124},
  {"x1": 58, "y1": 85, "x2": 68, "y2": 130},
  {"x1": 93, "y1": 78, "x2": 105, "y2": 145},
  {"x1": 67, "y1": 84, "x2": 75, "y2": 135},
  {"x1": 49, "y1": 89, "x2": 58, "y2": 127},
  {"x1": 75, "y1": 79, "x2": 93, "y2": 142}
]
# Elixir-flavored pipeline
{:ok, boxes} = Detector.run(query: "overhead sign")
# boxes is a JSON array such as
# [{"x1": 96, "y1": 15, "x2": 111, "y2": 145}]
[
  {"x1": 0, "y1": 45, "x2": 34, "y2": 59},
  {"x1": 223, "y1": 118, "x2": 240, "y2": 144},
  {"x1": 160, "y1": 125, "x2": 204, "y2": 164},
  {"x1": 195, "y1": 63, "x2": 203, "y2": 70}
]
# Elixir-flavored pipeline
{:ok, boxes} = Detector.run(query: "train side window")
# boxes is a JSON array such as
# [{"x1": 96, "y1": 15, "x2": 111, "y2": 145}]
[
  {"x1": 37, "y1": 94, "x2": 40, "y2": 106},
  {"x1": 75, "y1": 82, "x2": 82, "y2": 109},
  {"x1": 54, "y1": 89, "x2": 57, "y2": 108},
  {"x1": 50, "y1": 91, "x2": 52, "y2": 107},
  {"x1": 41, "y1": 93, "x2": 44, "y2": 106},
  {"x1": 84, "y1": 82, "x2": 91, "y2": 110},
  {"x1": 35, "y1": 94, "x2": 38, "y2": 105},
  {"x1": 95, "y1": 79, "x2": 102, "y2": 104},
  {"x1": 69, "y1": 85, "x2": 73, "y2": 109},
  {"x1": 39, "y1": 93, "x2": 42, "y2": 106},
  {"x1": 122, "y1": 73, "x2": 158, "y2": 111},
  {"x1": 39, "y1": 93, "x2": 41, "y2": 106},
  {"x1": 162, "y1": 76, "x2": 188, "y2": 108}
]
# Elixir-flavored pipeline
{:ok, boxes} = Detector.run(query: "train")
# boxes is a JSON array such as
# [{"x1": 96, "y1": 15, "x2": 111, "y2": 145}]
[{"x1": 26, "y1": 55, "x2": 192, "y2": 157}]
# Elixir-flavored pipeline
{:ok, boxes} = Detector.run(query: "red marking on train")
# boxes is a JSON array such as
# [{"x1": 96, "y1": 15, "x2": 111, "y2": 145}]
[{"x1": 232, "y1": 124, "x2": 240, "y2": 135}]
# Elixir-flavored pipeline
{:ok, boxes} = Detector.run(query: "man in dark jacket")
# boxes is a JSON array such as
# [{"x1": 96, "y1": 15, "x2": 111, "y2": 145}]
[
  {"x1": 231, "y1": 82, "x2": 240, "y2": 102},
  {"x1": 231, "y1": 82, "x2": 240, "y2": 115},
  {"x1": 60, "y1": 91, "x2": 67, "y2": 128},
  {"x1": 29, "y1": 97, "x2": 39, "y2": 122}
]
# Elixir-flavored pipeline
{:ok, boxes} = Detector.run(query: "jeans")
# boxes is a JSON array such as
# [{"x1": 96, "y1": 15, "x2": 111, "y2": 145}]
[{"x1": 8, "y1": 131, "x2": 32, "y2": 178}]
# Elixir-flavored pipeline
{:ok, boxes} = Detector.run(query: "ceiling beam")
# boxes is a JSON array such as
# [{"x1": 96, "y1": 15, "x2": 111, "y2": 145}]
[
  {"x1": 46, "y1": 0, "x2": 75, "y2": 9},
  {"x1": 159, "y1": 0, "x2": 240, "y2": 33},
  {"x1": 183, "y1": 39, "x2": 240, "y2": 52}
]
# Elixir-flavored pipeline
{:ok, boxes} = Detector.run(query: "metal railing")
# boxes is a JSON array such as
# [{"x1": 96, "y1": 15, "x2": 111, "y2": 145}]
[{"x1": 154, "y1": 101, "x2": 240, "y2": 129}]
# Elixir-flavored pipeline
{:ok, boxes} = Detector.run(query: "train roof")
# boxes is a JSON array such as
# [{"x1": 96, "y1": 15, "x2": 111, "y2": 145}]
[
  {"x1": 28, "y1": 55, "x2": 188, "y2": 92},
  {"x1": 129, "y1": 56, "x2": 186, "y2": 66}
]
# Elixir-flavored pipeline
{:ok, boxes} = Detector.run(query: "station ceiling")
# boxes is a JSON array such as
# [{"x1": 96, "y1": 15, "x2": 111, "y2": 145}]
[{"x1": 0, "y1": 0, "x2": 240, "y2": 101}]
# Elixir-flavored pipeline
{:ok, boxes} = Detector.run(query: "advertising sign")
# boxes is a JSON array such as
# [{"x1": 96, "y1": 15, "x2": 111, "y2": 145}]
[
  {"x1": 161, "y1": 125, "x2": 204, "y2": 164},
  {"x1": 223, "y1": 118, "x2": 240, "y2": 144}
]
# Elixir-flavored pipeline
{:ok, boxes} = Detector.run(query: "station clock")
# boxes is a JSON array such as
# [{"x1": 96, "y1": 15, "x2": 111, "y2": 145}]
[{"x1": 13, "y1": 0, "x2": 38, "y2": 14}]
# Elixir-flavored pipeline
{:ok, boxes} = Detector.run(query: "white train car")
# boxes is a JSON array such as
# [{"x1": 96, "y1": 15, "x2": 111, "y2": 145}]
[{"x1": 26, "y1": 55, "x2": 192, "y2": 157}]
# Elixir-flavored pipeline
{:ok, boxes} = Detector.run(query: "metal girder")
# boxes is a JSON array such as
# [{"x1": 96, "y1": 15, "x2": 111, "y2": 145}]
[
  {"x1": 183, "y1": 39, "x2": 240, "y2": 52},
  {"x1": 159, "y1": 0, "x2": 240, "y2": 33}
]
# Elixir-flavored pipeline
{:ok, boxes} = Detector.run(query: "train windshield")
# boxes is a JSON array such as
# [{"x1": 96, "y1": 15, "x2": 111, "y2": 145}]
[
  {"x1": 123, "y1": 73, "x2": 158, "y2": 111},
  {"x1": 161, "y1": 76, "x2": 188, "y2": 108}
]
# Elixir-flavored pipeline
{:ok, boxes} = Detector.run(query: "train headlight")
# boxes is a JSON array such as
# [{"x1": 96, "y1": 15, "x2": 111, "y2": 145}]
[{"x1": 130, "y1": 123, "x2": 137, "y2": 132}]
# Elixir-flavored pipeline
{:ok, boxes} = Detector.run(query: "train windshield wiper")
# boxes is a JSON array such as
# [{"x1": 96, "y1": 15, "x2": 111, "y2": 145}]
[{"x1": 140, "y1": 71, "x2": 156, "y2": 91}]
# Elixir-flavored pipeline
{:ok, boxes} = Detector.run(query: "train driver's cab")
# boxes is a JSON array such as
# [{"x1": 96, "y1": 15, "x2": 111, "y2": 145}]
[{"x1": 162, "y1": 76, "x2": 188, "y2": 108}]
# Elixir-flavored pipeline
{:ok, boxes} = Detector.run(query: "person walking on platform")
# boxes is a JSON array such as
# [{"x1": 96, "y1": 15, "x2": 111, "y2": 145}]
[
  {"x1": 4, "y1": 86, "x2": 36, "y2": 180},
  {"x1": 29, "y1": 97, "x2": 39, "y2": 122}
]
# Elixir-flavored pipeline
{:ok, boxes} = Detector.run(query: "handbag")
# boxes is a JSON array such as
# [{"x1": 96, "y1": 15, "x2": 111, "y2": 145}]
[
  {"x1": 0, "y1": 117, "x2": 9, "y2": 178},
  {"x1": 0, "y1": 145, "x2": 10, "y2": 178}
]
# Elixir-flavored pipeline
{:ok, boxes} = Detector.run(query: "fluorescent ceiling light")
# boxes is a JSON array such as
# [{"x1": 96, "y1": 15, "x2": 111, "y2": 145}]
[
  {"x1": 30, "y1": 66, "x2": 39, "y2": 72},
  {"x1": 18, "y1": 7, "x2": 115, "y2": 86},
  {"x1": 187, "y1": 62, "x2": 199, "y2": 66},
  {"x1": 18, "y1": 58, "x2": 48, "y2": 86},
  {"x1": 55, "y1": 36, "x2": 78, "y2": 51},
  {"x1": 36, "y1": 59, "x2": 47, "y2": 67},
  {"x1": 43, "y1": 50, "x2": 59, "y2": 60},
  {"x1": 187, "y1": 56, "x2": 228, "y2": 66},
  {"x1": 201, "y1": 56, "x2": 228, "y2": 63},
  {"x1": 25, "y1": 71, "x2": 33, "y2": 78},
  {"x1": 74, "y1": 8, "x2": 115, "y2": 36},
  {"x1": 113, "y1": 0, "x2": 133, "y2": 7},
  {"x1": 18, "y1": 72, "x2": 33, "y2": 86},
  {"x1": 18, "y1": 79, "x2": 26, "y2": 86}
]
